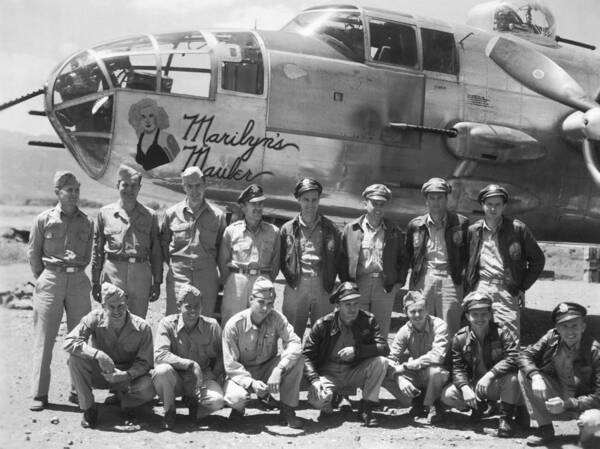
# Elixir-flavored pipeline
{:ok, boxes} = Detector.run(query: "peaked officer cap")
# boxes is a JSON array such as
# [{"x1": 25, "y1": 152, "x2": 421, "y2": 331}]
[
  {"x1": 329, "y1": 281, "x2": 361, "y2": 304},
  {"x1": 237, "y1": 184, "x2": 266, "y2": 204},
  {"x1": 362, "y1": 184, "x2": 392, "y2": 201},
  {"x1": 478, "y1": 184, "x2": 509, "y2": 203},
  {"x1": 294, "y1": 178, "x2": 323, "y2": 198},
  {"x1": 54, "y1": 171, "x2": 80, "y2": 189},
  {"x1": 421, "y1": 177, "x2": 451, "y2": 195},
  {"x1": 552, "y1": 302, "x2": 587, "y2": 324}
]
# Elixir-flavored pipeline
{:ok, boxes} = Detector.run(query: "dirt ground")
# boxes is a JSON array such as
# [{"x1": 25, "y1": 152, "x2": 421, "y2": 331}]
[{"x1": 1, "y1": 205, "x2": 599, "y2": 449}]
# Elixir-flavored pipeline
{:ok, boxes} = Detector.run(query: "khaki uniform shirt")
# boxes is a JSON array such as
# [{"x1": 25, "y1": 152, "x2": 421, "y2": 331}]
[
  {"x1": 425, "y1": 214, "x2": 449, "y2": 271},
  {"x1": 161, "y1": 199, "x2": 226, "y2": 269},
  {"x1": 357, "y1": 218, "x2": 384, "y2": 276},
  {"x1": 299, "y1": 216, "x2": 322, "y2": 275},
  {"x1": 479, "y1": 221, "x2": 505, "y2": 281},
  {"x1": 91, "y1": 201, "x2": 162, "y2": 284},
  {"x1": 154, "y1": 314, "x2": 223, "y2": 380},
  {"x1": 218, "y1": 219, "x2": 280, "y2": 280},
  {"x1": 389, "y1": 315, "x2": 448, "y2": 370},
  {"x1": 28, "y1": 204, "x2": 94, "y2": 278},
  {"x1": 222, "y1": 308, "x2": 301, "y2": 388},
  {"x1": 63, "y1": 310, "x2": 153, "y2": 379}
]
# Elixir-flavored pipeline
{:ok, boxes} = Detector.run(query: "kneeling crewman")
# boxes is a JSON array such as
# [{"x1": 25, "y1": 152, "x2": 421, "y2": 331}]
[
  {"x1": 63, "y1": 283, "x2": 154, "y2": 428},
  {"x1": 304, "y1": 281, "x2": 389, "y2": 427},
  {"x1": 152, "y1": 284, "x2": 225, "y2": 430},
  {"x1": 441, "y1": 291, "x2": 520, "y2": 437},
  {"x1": 384, "y1": 291, "x2": 449, "y2": 423},
  {"x1": 519, "y1": 302, "x2": 600, "y2": 447},
  {"x1": 222, "y1": 276, "x2": 304, "y2": 428}
]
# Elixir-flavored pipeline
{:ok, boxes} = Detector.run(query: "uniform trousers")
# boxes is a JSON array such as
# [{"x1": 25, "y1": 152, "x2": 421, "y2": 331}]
[
  {"x1": 221, "y1": 273, "x2": 259, "y2": 327},
  {"x1": 152, "y1": 364, "x2": 224, "y2": 417},
  {"x1": 224, "y1": 356, "x2": 303, "y2": 410},
  {"x1": 383, "y1": 365, "x2": 449, "y2": 407},
  {"x1": 101, "y1": 259, "x2": 152, "y2": 318},
  {"x1": 307, "y1": 356, "x2": 388, "y2": 410},
  {"x1": 166, "y1": 263, "x2": 219, "y2": 317},
  {"x1": 517, "y1": 370, "x2": 585, "y2": 427},
  {"x1": 68, "y1": 355, "x2": 154, "y2": 410},
  {"x1": 441, "y1": 372, "x2": 520, "y2": 409},
  {"x1": 356, "y1": 275, "x2": 395, "y2": 337},
  {"x1": 476, "y1": 280, "x2": 520, "y2": 340},
  {"x1": 31, "y1": 269, "x2": 91, "y2": 399},
  {"x1": 282, "y1": 275, "x2": 332, "y2": 341},
  {"x1": 416, "y1": 269, "x2": 463, "y2": 338}
]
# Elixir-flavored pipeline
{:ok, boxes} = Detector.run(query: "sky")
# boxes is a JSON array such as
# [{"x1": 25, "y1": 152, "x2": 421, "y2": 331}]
[{"x1": 0, "y1": 0, "x2": 598, "y2": 136}]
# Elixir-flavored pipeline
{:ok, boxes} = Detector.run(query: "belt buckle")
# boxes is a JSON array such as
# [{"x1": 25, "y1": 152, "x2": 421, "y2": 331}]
[
  {"x1": 66, "y1": 267, "x2": 76, "y2": 273},
  {"x1": 248, "y1": 268, "x2": 259, "y2": 276},
  {"x1": 128, "y1": 257, "x2": 136, "y2": 263}
]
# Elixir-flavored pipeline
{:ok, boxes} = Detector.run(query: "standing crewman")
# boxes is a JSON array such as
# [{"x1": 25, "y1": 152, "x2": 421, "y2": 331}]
[
  {"x1": 161, "y1": 167, "x2": 226, "y2": 317},
  {"x1": 405, "y1": 178, "x2": 468, "y2": 338},
  {"x1": 218, "y1": 184, "x2": 280, "y2": 325},
  {"x1": 91, "y1": 165, "x2": 162, "y2": 318},
  {"x1": 280, "y1": 178, "x2": 342, "y2": 339},
  {"x1": 27, "y1": 171, "x2": 94, "y2": 411},
  {"x1": 465, "y1": 184, "x2": 545, "y2": 339},
  {"x1": 340, "y1": 184, "x2": 407, "y2": 337}
]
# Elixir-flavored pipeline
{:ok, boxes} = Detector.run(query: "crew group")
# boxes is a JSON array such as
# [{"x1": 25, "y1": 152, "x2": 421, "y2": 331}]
[{"x1": 27, "y1": 166, "x2": 600, "y2": 447}]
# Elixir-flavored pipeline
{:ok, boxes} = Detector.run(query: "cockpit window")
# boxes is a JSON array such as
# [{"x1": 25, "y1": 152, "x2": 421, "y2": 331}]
[
  {"x1": 281, "y1": 10, "x2": 365, "y2": 62},
  {"x1": 368, "y1": 18, "x2": 418, "y2": 68},
  {"x1": 421, "y1": 29, "x2": 458, "y2": 75},
  {"x1": 214, "y1": 32, "x2": 264, "y2": 95}
]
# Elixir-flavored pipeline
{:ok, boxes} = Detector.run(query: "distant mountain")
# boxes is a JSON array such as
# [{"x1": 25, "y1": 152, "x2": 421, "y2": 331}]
[{"x1": 0, "y1": 129, "x2": 116, "y2": 205}]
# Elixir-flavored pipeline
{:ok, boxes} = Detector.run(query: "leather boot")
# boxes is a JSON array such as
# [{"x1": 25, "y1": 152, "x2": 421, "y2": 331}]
[
  {"x1": 497, "y1": 402, "x2": 516, "y2": 437},
  {"x1": 279, "y1": 403, "x2": 303, "y2": 429},
  {"x1": 359, "y1": 400, "x2": 380, "y2": 427}
]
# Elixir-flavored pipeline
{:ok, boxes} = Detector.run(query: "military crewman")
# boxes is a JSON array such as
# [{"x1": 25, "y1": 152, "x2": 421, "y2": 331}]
[
  {"x1": 518, "y1": 302, "x2": 600, "y2": 446},
  {"x1": 340, "y1": 184, "x2": 407, "y2": 336},
  {"x1": 441, "y1": 291, "x2": 521, "y2": 438},
  {"x1": 383, "y1": 291, "x2": 449, "y2": 423},
  {"x1": 27, "y1": 171, "x2": 94, "y2": 411},
  {"x1": 63, "y1": 283, "x2": 155, "y2": 428},
  {"x1": 304, "y1": 282, "x2": 389, "y2": 427},
  {"x1": 218, "y1": 184, "x2": 280, "y2": 325},
  {"x1": 161, "y1": 167, "x2": 226, "y2": 317},
  {"x1": 152, "y1": 284, "x2": 225, "y2": 430},
  {"x1": 222, "y1": 276, "x2": 304, "y2": 428},
  {"x1": 280, "y1": 178, "x2": 342, "y2": 339},
  {"x1": 405, "y1": 178, "x2": 468, "y2": 338},
  {"x1": 91, "y1": 165, "x2": 162, "y2": 318},
  {"x1": 465, "y1": 184, "x2": 545, "y2": 340}
]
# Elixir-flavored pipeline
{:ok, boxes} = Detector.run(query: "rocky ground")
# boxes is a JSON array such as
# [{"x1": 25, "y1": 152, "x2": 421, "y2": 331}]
[{"x1": 1, "y1": 205, "x2": 600, "y2": 449}]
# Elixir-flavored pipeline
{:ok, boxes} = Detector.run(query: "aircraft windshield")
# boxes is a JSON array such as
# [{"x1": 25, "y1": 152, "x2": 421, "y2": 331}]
[
  {"x1": 467, "y1": 1, "x2": 556, "y2": 39},
  {"x1": 282, "y1": 9, "x2": 365, "y2": 62}
]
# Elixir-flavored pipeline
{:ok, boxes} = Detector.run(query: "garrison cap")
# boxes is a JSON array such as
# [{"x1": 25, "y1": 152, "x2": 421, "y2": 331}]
[
  {"x1": 54, "y1": 171, "x2": 80, "y2": 189},
  {"x1": 181, "y1": 167, "x2": 205, "y2": 183},
  {"x1": 101, "y1": 282, "x2": 126, "y2": 302},
  {"x1": 237, "y1": 184, "x2": 266, "y2": 204},
  {"x1": 478, "y1": 184, "x2": 509, "y2": 203},
  {"x1": 177, "y1": 284, "x2": 202, "y2": 303},
  {"x1": 362, "y1": 184, "x2": 392, "y2": 202},
  {"x1": 117, "y1": 165, "x2": 141, "y2": 183},
  {"x1": 552, "y1": 302, "x2": 587, "y2": 324},
  {"x1": 421, "y1": 177, "x2": 452, "y2": 195},
  {"x1": 251, "y1": 276, "x2": 276, "y2": 299},
  {"x1": 294, "y1": 177, "x2": 323, "y2": 198},
  {"x1": 403, "y1": 290, "x2": 426, "y2": 310},
  {"x1": 462, "y1": 290, "x2": 493, "y2": 311},
  {"x1": 329, "y1": 281, "x2": 361, "y2": 304}
]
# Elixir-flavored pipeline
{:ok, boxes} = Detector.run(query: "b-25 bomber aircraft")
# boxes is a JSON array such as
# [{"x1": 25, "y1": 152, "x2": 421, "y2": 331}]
[{"x1": 2, "y1": 1, "x2": 600, "y2": 243}]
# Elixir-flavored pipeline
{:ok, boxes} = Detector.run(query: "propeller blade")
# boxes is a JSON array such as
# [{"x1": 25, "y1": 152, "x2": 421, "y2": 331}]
[
  {"x1": 0, "y1": 88, "x2": 45, "y2": 112},
  {"x1": 583, "y1": 108, "x2": 600, "y2": 141},
  {"x1": 582, "y1": 139, "x2": 600, "y2": 188},
  {"x1": 486, "y1": 36, "x2": 596, "y2": 112}
]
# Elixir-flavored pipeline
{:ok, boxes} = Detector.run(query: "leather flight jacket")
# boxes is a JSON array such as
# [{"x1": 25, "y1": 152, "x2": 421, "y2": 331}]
[
  {"x1": 279, "y1": 214, "x2": 341, "y2": 293},
  {"x1": 340, "y1": 216, "x2": 408, "y2": 292},
  {"x1": 451, "y1": 322, "x2": 519, "y2": 389},
  {"x1": 465, "y1": 216, "x2": 545, "y2": 296},
  {"x1": 405, "y1": 211, "x2": 469, "y2": 288},
  {"x1": 519, "y1": 329, "x2": 600, "y2": 411},
  {"x1": 303, "y1": 309, "x2": 389, "y2": 384}
]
